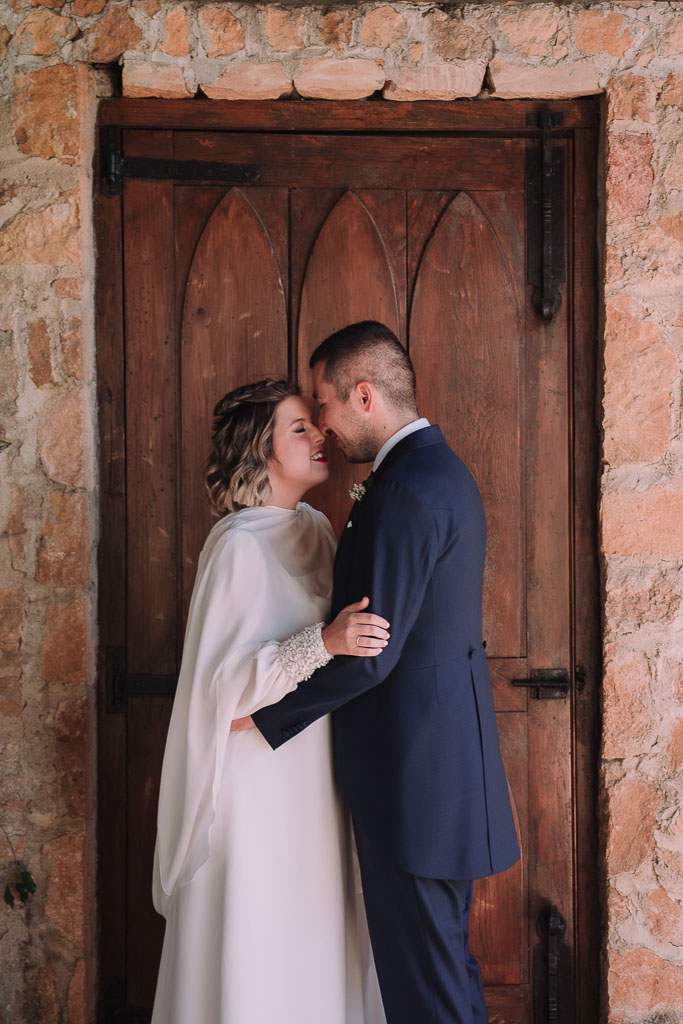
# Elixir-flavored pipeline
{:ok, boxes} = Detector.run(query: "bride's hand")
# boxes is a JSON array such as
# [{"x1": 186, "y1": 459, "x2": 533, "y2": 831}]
[{"x1": 321, "y1": 597, "x2": 390, "y2": 657}]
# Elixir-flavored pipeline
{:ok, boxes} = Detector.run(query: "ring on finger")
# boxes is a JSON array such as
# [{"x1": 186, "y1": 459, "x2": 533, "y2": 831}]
[{"x1": 356, "y1": 636, "x2": 362, "y2": 647}]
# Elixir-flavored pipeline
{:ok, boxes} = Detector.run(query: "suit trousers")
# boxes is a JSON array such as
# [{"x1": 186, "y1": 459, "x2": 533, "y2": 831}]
[{"x1": 354, "y1": 821, "x2": 488, "y2": 1024}]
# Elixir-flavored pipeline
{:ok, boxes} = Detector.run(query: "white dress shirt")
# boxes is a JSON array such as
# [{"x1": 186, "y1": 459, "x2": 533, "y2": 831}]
[{"x1": 373, "y1": 418, "x2": 431, "y2": 473}]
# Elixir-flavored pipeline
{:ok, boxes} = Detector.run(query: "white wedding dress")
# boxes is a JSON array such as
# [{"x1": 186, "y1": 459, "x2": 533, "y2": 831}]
[{"x1": 151, "y1": 502, "x2": 385, "y2": 1024}]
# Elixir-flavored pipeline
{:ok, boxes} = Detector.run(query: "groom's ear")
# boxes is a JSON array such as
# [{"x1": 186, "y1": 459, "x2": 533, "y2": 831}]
[{"x1": 355, "y1": 381, "x2": 374, "y2": 411}]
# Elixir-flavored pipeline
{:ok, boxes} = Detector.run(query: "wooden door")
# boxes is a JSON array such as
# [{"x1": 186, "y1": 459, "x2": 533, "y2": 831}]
[{"x1": 96, "y1": 100, "x2": 599, "y2": 1024}]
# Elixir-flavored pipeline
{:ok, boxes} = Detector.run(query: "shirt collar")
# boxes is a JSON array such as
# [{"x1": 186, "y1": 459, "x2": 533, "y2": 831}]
[{"x1": 373, "y1": 418, "x2": 431, "y2": 473}]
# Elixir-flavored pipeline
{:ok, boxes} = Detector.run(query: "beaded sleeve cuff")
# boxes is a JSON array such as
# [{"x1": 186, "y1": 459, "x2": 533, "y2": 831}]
[{"x1": 277, "y1": 622, "x2": 333, "y2": 684}]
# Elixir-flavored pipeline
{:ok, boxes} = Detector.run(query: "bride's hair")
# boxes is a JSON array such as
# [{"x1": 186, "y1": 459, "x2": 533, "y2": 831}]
[{"x1": 206, "y1": 379, "x2": 300, "y2": 515}]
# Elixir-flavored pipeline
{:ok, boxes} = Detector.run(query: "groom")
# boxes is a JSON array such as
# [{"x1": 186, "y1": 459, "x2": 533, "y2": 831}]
[{"x1": 252, "y1": 321, "x2": 519, "y2": 1023}]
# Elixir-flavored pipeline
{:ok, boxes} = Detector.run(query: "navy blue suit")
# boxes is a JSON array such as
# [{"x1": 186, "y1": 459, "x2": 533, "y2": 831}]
[{"x1": 254, "y1": 426, "x2": 519, "y2": 1022}]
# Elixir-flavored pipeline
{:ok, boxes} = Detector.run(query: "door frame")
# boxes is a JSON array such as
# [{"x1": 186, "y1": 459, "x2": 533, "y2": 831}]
[{"x1": 94, "y1": 98, "x2": 601, "y2": 1023}]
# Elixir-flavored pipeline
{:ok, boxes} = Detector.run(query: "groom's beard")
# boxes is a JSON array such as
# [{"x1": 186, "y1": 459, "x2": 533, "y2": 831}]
[{"x1": 337, "y1": 425, "x2": 379, "y2": 464}]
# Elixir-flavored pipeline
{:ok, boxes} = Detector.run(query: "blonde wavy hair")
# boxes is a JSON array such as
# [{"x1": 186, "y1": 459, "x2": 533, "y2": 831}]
[{"x1": 205, "y1": 379, "x2": 301, "y2": 516}]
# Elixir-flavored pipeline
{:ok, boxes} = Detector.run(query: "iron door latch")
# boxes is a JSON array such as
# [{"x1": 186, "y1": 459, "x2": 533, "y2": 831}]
[{"x1": 511, "y1": 666, "x2": 586, "y2": 700}]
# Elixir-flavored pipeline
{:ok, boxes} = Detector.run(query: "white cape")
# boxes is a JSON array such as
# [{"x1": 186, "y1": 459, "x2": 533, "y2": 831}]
[{"x1": 151, "y1": 503, "x2": 385, "y2": 1024}]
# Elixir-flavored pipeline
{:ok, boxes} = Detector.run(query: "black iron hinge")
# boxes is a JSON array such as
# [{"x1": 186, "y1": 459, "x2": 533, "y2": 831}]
[
  {"x1": 533, "y1": 905, "x2": 573, "y2": 1024},
  {"x1": 106, "y1": 646, "x2": 177, "y2": 712},
  {"x1": 526, "y1": 108, "x2": 566, "y2": 320},
  {"x1": 99, "y1": 125, "x2": 260, "y2": 197}
]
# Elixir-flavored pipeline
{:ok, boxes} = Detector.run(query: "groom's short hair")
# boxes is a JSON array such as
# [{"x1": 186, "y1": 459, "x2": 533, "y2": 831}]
[{"x1": 309, "y1": 321, "x2": 417, "y2": 411}]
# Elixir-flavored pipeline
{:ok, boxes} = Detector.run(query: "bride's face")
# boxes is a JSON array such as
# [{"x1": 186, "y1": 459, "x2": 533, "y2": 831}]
[{"x1": 267, "y1": 396, "x2": 329, "y2": 505}]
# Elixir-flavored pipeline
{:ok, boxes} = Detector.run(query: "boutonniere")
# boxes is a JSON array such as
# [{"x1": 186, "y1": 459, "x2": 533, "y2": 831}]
[{"x1": 349, "y1": 472, "x2": 374, "y2": 503}]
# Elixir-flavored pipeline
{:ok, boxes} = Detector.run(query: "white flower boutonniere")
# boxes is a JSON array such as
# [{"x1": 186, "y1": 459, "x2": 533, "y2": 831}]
[{"x1": 349, "y1": 482, "x2": 366, "y2": 502}]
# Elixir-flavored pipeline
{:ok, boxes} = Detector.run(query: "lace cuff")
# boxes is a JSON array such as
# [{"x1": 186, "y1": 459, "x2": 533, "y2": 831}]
[{"x1": 277, "y1": 622, "x2": 333, "y2": 684}]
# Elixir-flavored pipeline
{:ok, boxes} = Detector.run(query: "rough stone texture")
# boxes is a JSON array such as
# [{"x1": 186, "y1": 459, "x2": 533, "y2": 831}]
[
  {"x1": 122, "y1": 62, "x2": 194, "y2": 99},
  {"x1": 362, "y1": 6, "x2": 406, "y2": 48},
  {"x1": 12, "y1": 64, "x2": 90, "y2": 165},
  {"x1": 43, "y1": 833, "x2": 85, "y2": 948},
  {"x1": 202, "y1": 62, "x2": 292, "y2": 101},
  {"x1": 498, "y1": 8, "x2": 559, "y2": 59},
  {"x1": 159, "y1": 6, "x2": 190, "y2": 58},
  {"x1": 606, "y1": 133, "x2": 654, "y2": 220},
  {"x1": 36, "y1": 491, "x2": 90, "y2": 587},
  {"x1": 14, "y1": 9, "x2": 77, "y2": 55},
  {"x1": 294, "y1": 58, "x2": 385, "y2": 100},
  {"x1": 425, "y1": 9, "x2": 492, "y2": 62},
  {"x1": 385, "y1": 62, "x2": 485, "y2": 102},
  {"x1": 42, "y1": 598, "x2": 88, "y2": 685},
  {"x1": 38, "y1": 388, "x2": 88, "y2": 488},
  {"x1": 27, "y1": 319, "x2": 53, "y2": 388},
  {"x1": 264, "y1": 7, "x2": 305, "y2": 51},
  {"x1": 488, "y1": 60, "x2": 601, "y2": 99},
  {"x1": 575, "y1": 10, "x2": 635, "y2": 57},
  {"x1": 81, "y1": 6, "x2": 142, "y2": 63},
  {"x1": 198, "y1": 6, "x2": 244, "y2": 58},
  {"x1": 1, "y1": 3, "x2": 682, "y2": 1021}
]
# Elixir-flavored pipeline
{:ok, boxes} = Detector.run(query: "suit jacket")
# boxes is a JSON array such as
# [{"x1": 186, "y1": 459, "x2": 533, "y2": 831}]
[{"x1": 253, "y1": 425, "x2": 520, "y2": 880}]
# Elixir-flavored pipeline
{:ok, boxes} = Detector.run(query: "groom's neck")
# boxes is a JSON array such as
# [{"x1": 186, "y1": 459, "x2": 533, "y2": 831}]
[{"x1": 372, "y1": 409, "x2": 421, "y2": 451}]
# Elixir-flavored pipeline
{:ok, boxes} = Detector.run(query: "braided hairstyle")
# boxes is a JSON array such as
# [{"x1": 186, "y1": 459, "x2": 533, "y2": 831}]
[{"x1": 205, "y1": 379, "x2": 300, "y2": 516}]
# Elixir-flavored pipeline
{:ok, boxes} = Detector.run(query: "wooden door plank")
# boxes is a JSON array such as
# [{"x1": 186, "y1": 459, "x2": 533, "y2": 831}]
[
  {"x1": 173, "y1": 133, "x2": 525, "y2": 191},
  {"x1": 94, "y1": 157, "x2": 127, "y2": 1015},
  {"x1": 408, "y1": 190, "x2": 525, "y2": 659},
  {"x1": 295, "y1": 189, "x2": 404, "y2": 534},
  {"x1": 99, "y1": 97, "x2": 599, "y2": 132},
  {"x1": 570, "y1": 126, "x2": 601, "y2": 1024},
  {"x1": 179, "y1": 187, "x2": 289, "y2": 621}
]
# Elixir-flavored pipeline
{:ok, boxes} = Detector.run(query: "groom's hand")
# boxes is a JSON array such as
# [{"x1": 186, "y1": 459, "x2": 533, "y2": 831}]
[{"x1": 231, "y1": 715, "x2": 255, "y2": 731}]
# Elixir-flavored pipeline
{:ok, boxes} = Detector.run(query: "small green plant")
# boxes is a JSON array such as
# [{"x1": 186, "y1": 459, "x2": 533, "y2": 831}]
[{"x1": 1, "y1": 824, "x2": 36, "y2": 908}]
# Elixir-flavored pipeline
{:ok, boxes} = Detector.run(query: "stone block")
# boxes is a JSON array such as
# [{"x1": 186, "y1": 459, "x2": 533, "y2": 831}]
[
  {"x1": 499, "y1": 8, "x2": 559, "y2": 59},
  {"x1": 0, "y1": 25, "x2": 11, "y2": 62},
  {"x1": 664, "y1": 142, "x2": 683, "y2": 190},
  {"x1": 202, "y1": 63, "x2": 292, "y2": 101},
  {"x1": 14, "y1": 9, "x2": 77, "y2": 54},
  {"x1": 385, "y1": 62, "x2": 485, "y2": 101},
  {"x1": 361, "y1": 6, "x2": 406, "y2": 48},
  {"x1": 604, "y1": 775, "x2": 658, "y2": 875},
  {"x1": 575, "y1": 10, "x2": 634, "y2": 57},
  {"x1": 82, "y1": 6, "x2": 142, "y2": 62},
  {"x1": 603, "y1": 294, "x2": 675, "y2": 463},
  {"x1": 68, "y1": 961, "x2": 86, "y2": 1024},
  {"x1": 487, "y1": 60, "x2": 600, "y2": 100},
  {"x1": 660, "y1": 74, "x2": 683, "y2": 108},
  {"x1": 42, "y1": 597, "x2": 88, "y2": 685},
  {"x1": 133, "y1": 0, "x2": 160, "y2": 15},
  {"x1": 426, "y1": 10, "x2": 492, "y2": 61},
  {"x1": 55, "y1": 697, "x2": 88, "y2": 817},
  {"x1": 27, "y1": 319, "x2": 53, "y2": 387},
  {"x1": 602, "y1": 650, "x2": 652, "y2": 760},
  {"x1": 11, "y1": 61, "x2": 90, "y2": 163},
  {"x1": 43, "y1": 832, "x2": 85, "y2": 948},
  {"x1": 264, "y1": 7, "x2": 305, "y2": 51},
  {"x1": 295, "y1": 58, "x2": 384, "y2": 100},
  {"x1": 36, "y1": 491, "x2": 90, "y2": 588},
  {"x1": 602, "y1": 489, "x2": 683, "y2": 558},
  {"x1": 8, "y1": 486, "x2": 25, "y2": 570},
  {"x1": 0, "y1": 590, "x2": 22, "y2": 669},
  {"x1": 122, "y1": 62, "x2": 194, "y2": 99},
  {"x1": 72, "y1": 0, "x2": 105, "y2": 15},
  {"x1": 606, "y1": 566, "x2": 681, "y2": 630},
  {"x1": 606, "y1": 133, "x2": 653, "y2": 220},
  {"x1": 0, "y1": 190, "x2": 82, "y2": 267},
  {"x1": 409, "y1": 42, "x2": 422, "y2": 64},
  {"x1": 159, "y1": 7, "x2": 190, "y2": 58},
  {"x1": 37, "y1": 966, "x2": 58, "y2": 1023},
  {"x1": 662, "y1": 17, "x2": 683, "y2": 58},
  {"x1": 38, "y1": 388, "x2": 88, "y2": 489},
  {"x1": 668, "y1": 718, "x2": 683, "y2": 772},
  {"x1": 320, "y1": 11, "x2": 352, "y2": 50},
  {"x1": 198, "y1": 6, "x2": 244, "y2": 58},
  {"x1": 607, "y1": 72, "x2": 657, "y2": 123},
  {"x1": 61, "y1": 317, "x2": 86, "y2": 380},
  {"x1": 607, "y1": 947, "x2": 683, "y2": 1017}
]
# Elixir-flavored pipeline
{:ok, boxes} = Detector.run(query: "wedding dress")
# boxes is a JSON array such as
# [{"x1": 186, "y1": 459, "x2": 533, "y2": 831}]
[{"x1": 151, "y1": 503, "x2": 385, "y2": 1024}]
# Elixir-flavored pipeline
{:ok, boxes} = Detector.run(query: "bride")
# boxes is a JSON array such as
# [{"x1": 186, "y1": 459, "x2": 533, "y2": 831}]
[{"x1": 151, "y1": 379, "x2": 389, "y2": 1024}]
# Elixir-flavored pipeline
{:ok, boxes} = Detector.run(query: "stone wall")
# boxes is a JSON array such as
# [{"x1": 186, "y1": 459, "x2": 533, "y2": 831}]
[{"x1": 0, "y1": 2, "x2": 681, "y2": 1022}]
